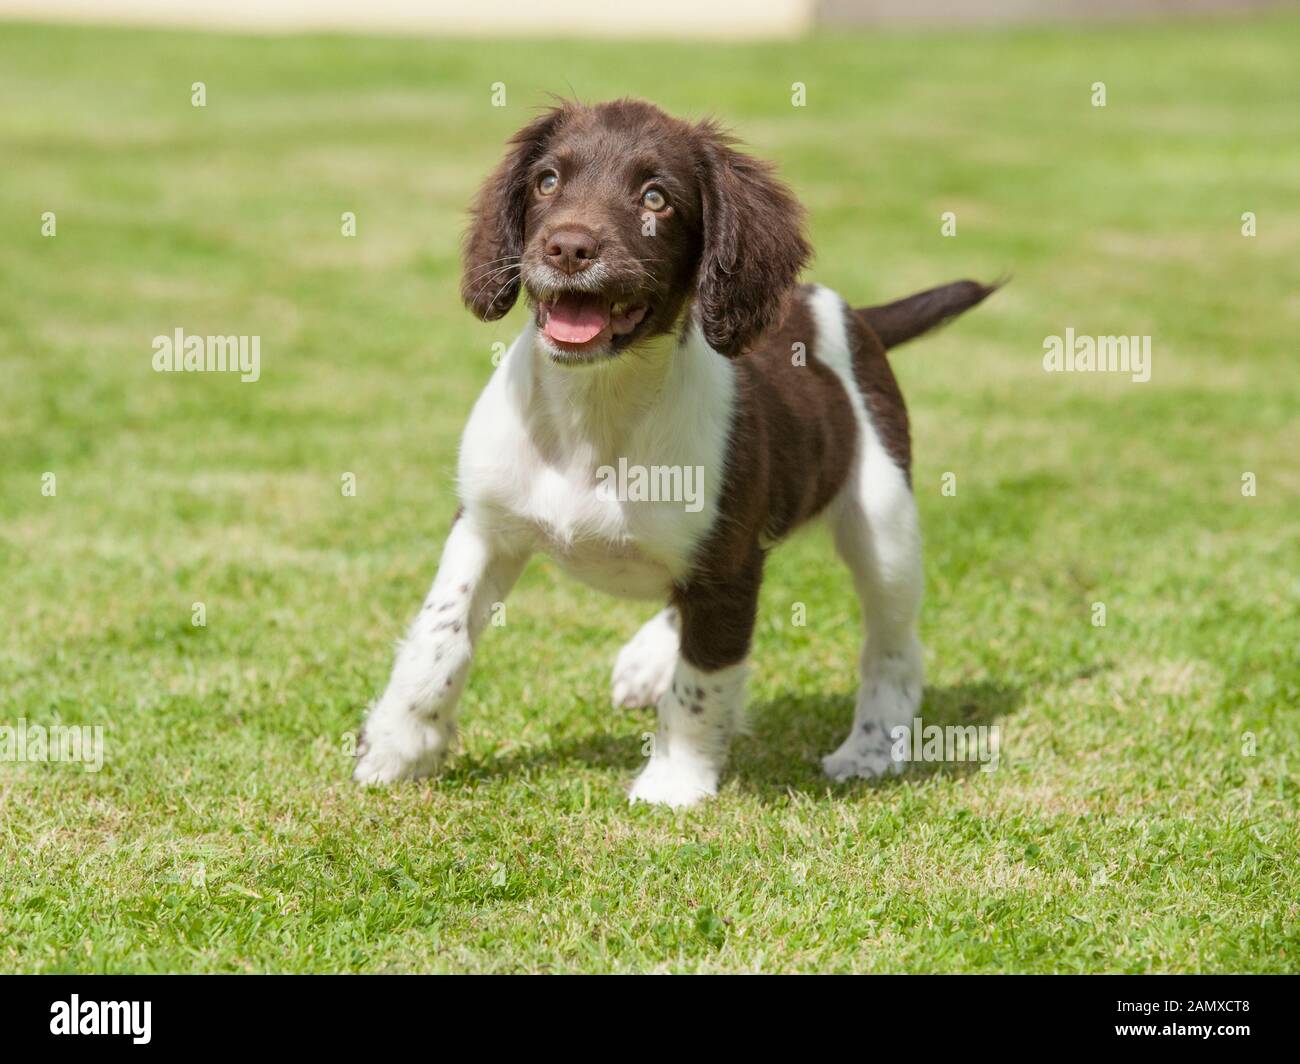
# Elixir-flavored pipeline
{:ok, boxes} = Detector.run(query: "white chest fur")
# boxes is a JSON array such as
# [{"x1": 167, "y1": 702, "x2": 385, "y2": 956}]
[{"x1": 457, "y1": 321, "x2": 736, "y2": 600}]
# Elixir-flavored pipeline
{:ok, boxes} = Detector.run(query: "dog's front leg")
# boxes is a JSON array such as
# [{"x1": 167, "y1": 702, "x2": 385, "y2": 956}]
[
  {"x1": 354, "y1": 515, "x2": 527, "y2": 785},
  {"x1": 628, "y1": 552, "x2": 761, "y2": 808}
]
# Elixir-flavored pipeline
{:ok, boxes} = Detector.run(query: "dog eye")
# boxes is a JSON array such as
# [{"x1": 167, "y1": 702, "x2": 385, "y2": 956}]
[
  {"x1": 538, "y1": 171, "x2": 560, "y2": 196},
  {"x1": 641, "y1": 187, "x2": 668, "y2": 211}
]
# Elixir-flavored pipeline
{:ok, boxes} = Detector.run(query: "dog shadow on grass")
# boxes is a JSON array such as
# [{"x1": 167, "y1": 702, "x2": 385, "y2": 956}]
[
  {"x1": 730, "y1": 680, "x2": 1024, "y2": 804},
  {"x1": 447, "y1": 679, "x2": 1022, "y2": 804}
]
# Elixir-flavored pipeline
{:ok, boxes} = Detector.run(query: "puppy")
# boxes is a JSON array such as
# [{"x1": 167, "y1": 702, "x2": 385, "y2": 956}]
[{"x1": 355, "y1": 98, "x2": 995, "y2": 806}]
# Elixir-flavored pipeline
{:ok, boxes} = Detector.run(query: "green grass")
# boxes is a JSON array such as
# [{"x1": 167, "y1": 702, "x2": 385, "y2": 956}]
[{"x1": 2, "y1": 15, "x2": 1298, "y2": 973}]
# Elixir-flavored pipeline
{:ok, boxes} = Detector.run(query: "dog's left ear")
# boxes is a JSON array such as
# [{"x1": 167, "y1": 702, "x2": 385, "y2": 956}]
[
  {"x1": 693, "y1": 122, "x2": 811, "y2": 357},
  {"x1": 461, "y1": 107, "x2": 568, "y2": 320}
]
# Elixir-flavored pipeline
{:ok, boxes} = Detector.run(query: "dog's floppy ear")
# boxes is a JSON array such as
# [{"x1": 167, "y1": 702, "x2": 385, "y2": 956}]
[
  {"x1": 693, "y1": 121, "x2": 811, "y2": 357},
  {"x1": 461, "y1": 107, "x2": 568, "y2": 320}
]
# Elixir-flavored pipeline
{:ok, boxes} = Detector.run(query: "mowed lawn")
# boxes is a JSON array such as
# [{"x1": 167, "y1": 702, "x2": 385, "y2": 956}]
[{"x1": 1, "y1": 16, "x2": 1298, "y2": 974}]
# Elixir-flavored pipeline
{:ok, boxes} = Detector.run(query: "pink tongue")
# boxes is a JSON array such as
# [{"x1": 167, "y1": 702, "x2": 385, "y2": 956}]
[{"x1": 545, "y1": 294, "x2": 609, "y2": 344}]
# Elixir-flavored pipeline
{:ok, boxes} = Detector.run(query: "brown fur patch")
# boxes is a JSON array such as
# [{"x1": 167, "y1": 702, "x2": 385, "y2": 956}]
[
  {"x1": 676, "y1": 286, "x2": 857, "y2": 671},
  {"x1": 846, "y1": 306, "x2": 913, "y2": 482}
]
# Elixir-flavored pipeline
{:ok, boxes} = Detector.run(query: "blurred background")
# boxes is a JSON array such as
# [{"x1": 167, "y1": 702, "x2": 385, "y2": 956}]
[{"x1": 2, "y1": 0, "x2": 1296, "y2": 34}]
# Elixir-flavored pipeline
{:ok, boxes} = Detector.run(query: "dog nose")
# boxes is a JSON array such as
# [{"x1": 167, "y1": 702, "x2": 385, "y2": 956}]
[{"x1": 545, "y1": 229, "x2": 599, "y2": 275}]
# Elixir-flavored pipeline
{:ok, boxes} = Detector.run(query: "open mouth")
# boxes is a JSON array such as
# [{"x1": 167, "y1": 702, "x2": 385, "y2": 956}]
[{"x1": 537, "y1": 292, "x2": 651, "y2": 358}]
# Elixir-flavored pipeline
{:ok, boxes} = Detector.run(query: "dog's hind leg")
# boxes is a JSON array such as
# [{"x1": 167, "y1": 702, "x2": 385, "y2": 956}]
[
  {"x1": 821, "y1": 443, "x2": 925, "y2": 782},
  {"x1": 611, "y1": 606, "x2": 680, "y2": 708},
  {"x1": 354, "y1": 514, "x2": 528, "y2": 785}
]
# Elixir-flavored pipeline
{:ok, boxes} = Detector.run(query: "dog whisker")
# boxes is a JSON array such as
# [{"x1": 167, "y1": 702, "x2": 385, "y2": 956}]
[
  {"x1": 463, "y1": 255, "x2": 522, "y2": 282},
  {"x1": 467, "y1": 263, "x2": 523, "y2": 305}
]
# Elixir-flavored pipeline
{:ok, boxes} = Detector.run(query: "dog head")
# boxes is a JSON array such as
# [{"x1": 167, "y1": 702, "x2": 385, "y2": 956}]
[{"x1": 461, "y1": 99, "x2": 810, "y2": 363}]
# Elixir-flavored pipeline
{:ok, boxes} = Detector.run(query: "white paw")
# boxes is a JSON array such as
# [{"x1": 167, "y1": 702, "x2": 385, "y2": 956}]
[
  {"x1": 611, "y1": 608, "x2": 679, "y2": 709},
  {"x1": 824, "y1": 653, "x2": 922, "y2": 782},
  {"x1": 352, "y1": 707, "x2": 452, "y2": 785},
  {"x1": 821, "y1": 734, "x2": 905, "y2": 782},
  {"x1": 628, "y1": 755, "x2": 717, "y2": 808}
]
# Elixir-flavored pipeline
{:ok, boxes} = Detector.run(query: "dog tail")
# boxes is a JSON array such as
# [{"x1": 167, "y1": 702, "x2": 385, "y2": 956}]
[{"x1": 856, "y1": 278, "x2": 1003, "y2": 350}]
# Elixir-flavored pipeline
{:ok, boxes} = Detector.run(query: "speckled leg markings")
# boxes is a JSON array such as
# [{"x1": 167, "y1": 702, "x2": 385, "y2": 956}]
[
  {"x1": 354, "y1": 519, "x2": 526, "y2": 785},
  {"x1": 611, "y1": 606, "x2": 680, "y2": 708},
  {"x1": 628, "y1": 658, "x2": 747, "y2": 808},
  {"x1": 821, "y1": 457, "x2": 925, "y2": 783}
]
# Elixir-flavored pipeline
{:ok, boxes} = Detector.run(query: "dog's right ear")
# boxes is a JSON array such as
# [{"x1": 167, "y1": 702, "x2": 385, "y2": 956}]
[{"x1": 461, "y1": 107, "x2": 568, "y2": 321}]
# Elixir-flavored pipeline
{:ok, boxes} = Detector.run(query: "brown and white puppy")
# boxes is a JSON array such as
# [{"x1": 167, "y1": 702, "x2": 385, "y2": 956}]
[{"x1": 355, "y1": 99, "x2": 995, "y2": 806}]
